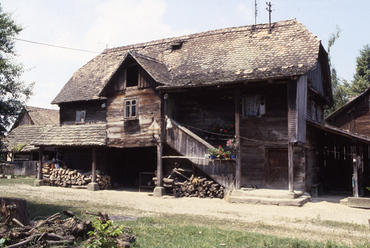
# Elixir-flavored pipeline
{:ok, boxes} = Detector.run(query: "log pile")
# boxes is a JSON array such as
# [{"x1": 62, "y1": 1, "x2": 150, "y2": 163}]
[
  {"x1": 43, "y1": 167, "x2": 112, "y2": 189},
  {"x1": 173, "y1": 175, "x2": 224, "y2": 199},
  {"x1": 154, "y1": 168, "x2": 224, "y2": 199},
  {"x1": 0, "y1": 200, "x2": 135, "y2": 247}
]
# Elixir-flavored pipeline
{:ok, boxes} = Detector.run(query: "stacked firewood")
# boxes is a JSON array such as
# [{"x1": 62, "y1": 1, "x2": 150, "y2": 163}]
[
  {"x1": 43, "y1": 167, "x2": 111, "y2": 189},
  {"x1": 154, "y1": 168, "x2": 224, "y2": 199},
  {"x1": 173, "y1": 175, "x2": 224, "y2": 199}
]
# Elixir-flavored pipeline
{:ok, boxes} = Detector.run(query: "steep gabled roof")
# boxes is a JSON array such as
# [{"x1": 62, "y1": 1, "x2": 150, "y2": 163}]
[
  {"x1": 23, "y1": 106, "x2": 59, "y2": 125},
  {"x1": 11, "y1": 106, "x2": 59, "y2": 130},
  {"x1": 52, "y1": 19, "x2": 323, "y2": 104}
]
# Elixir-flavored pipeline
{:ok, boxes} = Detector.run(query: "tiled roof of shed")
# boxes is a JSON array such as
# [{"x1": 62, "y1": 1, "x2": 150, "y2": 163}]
[
  {"x1": 3, "y1": 125, "x2": 46, "y2": 152},
  {"x1": 52, "y1": 19, "x2": 322, "y2": 104},
  {"x1": 3, "y1": 124, "x2": 106, "y2": 151},
  {"x1": 31, "y1": 124, "x2": 107, "y2": 147}
]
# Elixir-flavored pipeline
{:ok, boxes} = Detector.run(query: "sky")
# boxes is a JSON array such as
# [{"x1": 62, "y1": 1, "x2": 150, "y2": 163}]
[{"x1": 1, "y1": 0, "x2": 369, "y2": 109}]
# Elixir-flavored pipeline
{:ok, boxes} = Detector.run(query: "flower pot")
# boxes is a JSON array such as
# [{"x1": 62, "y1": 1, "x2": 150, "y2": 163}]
[
  {"x1": 210, "y1": 155, "x2": 216, "y2": 159},
  {"x1": 231, "y1": 154, "x2": 236, "y2": 159}
]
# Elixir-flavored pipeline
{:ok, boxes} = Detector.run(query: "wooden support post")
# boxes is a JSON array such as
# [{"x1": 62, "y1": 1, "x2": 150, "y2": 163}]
[
  {"x1": 288, "y1": 142, "x2": 294, "y2": 193},
  {"x1": 88, "y1": 147, "x2": 99, "y2": 191},
  {"x1": 352, "y1": 145, "x2": 359, "y2": 197},
  {"x1": 154, "y1": 100, "x2": 165, "y2": 197},
  {"x1": 38, "y1": 146, "x2": 43, "y2": 180},
  {"x1": 153, "y1": 138, "x2": 165, "y2": 196},
  {"x1": 235, "y1": 86, "x2": 241, "y2": 189},
  {"x1": 34, "y1": 146, "x2": 44, "y2": 186}
]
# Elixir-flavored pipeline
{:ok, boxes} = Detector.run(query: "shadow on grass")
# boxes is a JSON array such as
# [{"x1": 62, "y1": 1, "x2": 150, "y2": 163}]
[{"x1": 27, "y1": 201, "x2": 83, "y2": 220}]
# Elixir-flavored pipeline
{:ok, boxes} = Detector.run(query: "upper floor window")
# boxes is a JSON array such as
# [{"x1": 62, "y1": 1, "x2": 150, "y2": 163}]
[
  {"x1": 76, "y1": 110, "x2": 86, "y2": 123},
  {"x1": 125, "y1": 98, "x2": 138, "y2": 119},
  {"x1": 243, "y1": 95, "x2": 266, "y2": 117},
  {"x1": 126, "y1": 65, "x2": 139, "y2": 87}
]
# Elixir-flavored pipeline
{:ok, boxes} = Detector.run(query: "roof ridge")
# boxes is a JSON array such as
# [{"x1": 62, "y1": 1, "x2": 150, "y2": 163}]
[{"x1": 104, "y1": 19, "x2": 298, "y2": 54}]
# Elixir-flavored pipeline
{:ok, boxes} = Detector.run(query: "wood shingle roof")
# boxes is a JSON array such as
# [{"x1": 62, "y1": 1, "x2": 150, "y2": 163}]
[
  {"x1": 3, "y1": 124, "x2": 107, "y2": 152},
  {"x1": 52, "y1": 19, "x2": 322, "y2": 104}
]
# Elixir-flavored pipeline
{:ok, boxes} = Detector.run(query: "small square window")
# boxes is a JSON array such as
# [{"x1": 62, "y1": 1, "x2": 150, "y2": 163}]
[
  {"x1": 76, "y1": 110, "x2": 86, "y2": 123},
  {"x1": 125, "y1": 98, "x2": 138, "y2": 119},
  {"x1": 243, "y1": 95, "x2": 266, "y2": 117}
]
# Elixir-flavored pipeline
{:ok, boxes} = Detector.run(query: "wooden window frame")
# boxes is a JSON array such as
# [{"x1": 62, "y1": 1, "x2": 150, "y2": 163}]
[
  {"x1": 76, "y1": 110, "x2": 86, "y2": 124},
  {"x1": 124, "y1": 97, "x2": 138, "y2": 120},
  {"x1": 242, "y1": 94, "x2": 266, "y2": 117}
]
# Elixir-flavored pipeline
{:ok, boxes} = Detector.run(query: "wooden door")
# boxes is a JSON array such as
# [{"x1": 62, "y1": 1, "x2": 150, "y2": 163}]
[{"x1": 267, "y1": 149, "x2": 288, "y2": 187}]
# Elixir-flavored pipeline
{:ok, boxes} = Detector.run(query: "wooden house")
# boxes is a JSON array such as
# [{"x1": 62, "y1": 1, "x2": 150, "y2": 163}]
[
  {"x1": 3, "y1": 106, "x2": 59, "y2": 161},
  {"x1": 28, "y1": 19, "x2": 370, "y2": 196},
  {"x1": 326, "y1": 87, "x2": 370, "y2": 136}
]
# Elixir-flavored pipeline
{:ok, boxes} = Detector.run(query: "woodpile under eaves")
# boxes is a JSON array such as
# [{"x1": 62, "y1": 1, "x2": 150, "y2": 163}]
[{"x1": 42, "y1": 166, "x2": 111, "y2": 190}]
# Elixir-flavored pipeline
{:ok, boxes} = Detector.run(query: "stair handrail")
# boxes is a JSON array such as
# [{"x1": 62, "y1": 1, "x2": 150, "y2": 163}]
[{"x1": 166, "y1": 117, "x2": 214, "y2": 150}]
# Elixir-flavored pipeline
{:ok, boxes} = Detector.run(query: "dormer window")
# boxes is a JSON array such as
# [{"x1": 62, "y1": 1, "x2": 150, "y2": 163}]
[
  {"x1": 125, "y1": 98, "x2": 138, "y2": 119},
  {"x1": 171, "y1": 41, "x2": 183, "y2": 51},
  {"x1": 76, "y1": 110, "x2": 86, "y2": 123}
]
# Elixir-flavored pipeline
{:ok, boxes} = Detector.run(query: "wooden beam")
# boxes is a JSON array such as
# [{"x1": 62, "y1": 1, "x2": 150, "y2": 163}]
[
  {"x1": 288, "y1": 142, "x2": 294, "y2": 192},
  {"x1": 37, "y1": 146, "x2": 43, "y2": 180},
  {"x1": 352, "y1": 144, "x2": 359, "y2": 197},
  {"x1": 235, "y1": 86, "x2": 241, "y2": 189},
  {"x1": 92, "y1": 147, "x2": 97, "y2": 183},
  {"x1": 162, "y1": 156, "x2": 206, "y2": 159}
]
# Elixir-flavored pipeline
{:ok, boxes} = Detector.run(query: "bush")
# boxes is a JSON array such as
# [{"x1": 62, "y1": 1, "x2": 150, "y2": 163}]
[{"x1": 86, "y1": 219, "x2": 124, "y2": 248}]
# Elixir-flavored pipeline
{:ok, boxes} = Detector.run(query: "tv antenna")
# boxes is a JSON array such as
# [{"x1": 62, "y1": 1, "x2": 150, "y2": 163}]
[
  {"x1": 266, "y1": 2, "x2": 272, "y2": 33},
  {"x1": 255, "y1": 0, "x2": 258, "y2": 24}
]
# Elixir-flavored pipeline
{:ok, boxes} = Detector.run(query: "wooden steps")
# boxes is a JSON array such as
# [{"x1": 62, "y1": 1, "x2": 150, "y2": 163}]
[
  {"x1": 228, "y1": 188, "x2": 311, "y2": 206},
  {"x1": 164, "y1": 118, "x2": 236, "y2": 190}
]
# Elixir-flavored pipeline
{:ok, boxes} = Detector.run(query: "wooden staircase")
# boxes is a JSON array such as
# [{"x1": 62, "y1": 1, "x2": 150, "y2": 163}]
[{"x1": 164, "y1": 118, "x2": 236, "y2": 190}]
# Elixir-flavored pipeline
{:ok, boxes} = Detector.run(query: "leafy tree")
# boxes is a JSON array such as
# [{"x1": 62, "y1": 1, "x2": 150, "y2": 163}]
[
  {"x1": 325, "y1": 26, "x2": 350, "y2": 116},
  {"x1": 349, "y1": 44, "x2": 370, "y2": 97},
  {"x1": 0, "y1": 5, "x2": 33, "y2": 142}
]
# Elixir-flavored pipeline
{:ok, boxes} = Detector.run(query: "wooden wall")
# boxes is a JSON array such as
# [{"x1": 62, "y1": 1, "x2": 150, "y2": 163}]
[
  {"x1": 170, "y1": 87, "x2": 235, "y2": 133},
  {"x1": 329, "y1": 94, "x2": 370, "y2": 136},
  {"x1": 59, "y1": 100, "x2": 106, "y2": 125},
  {"x1": 106, "y1": 87, "x2": 161, "y2": 148},
  {"x1": 239, "y1": 83, "x2": 289, "y2": 188}
]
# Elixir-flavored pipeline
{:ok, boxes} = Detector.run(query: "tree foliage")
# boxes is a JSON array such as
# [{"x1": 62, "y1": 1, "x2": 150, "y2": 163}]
[
  {"x1": 325, "y1": 26, "x2": 350, "y2": 116},
  {"x1": 349, "y1": 44, "x2": 370, "y2": 97},
  {"x1": 0, "y1": 5, "x2": 33, "y2": 139}
]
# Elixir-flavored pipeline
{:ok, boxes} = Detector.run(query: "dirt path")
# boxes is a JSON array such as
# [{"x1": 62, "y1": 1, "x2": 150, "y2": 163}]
[{"x1": 2, "y1": 183, "x2": 370, "y2": 245}]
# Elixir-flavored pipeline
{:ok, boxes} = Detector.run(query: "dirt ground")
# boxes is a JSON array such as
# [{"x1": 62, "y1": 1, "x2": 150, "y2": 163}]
[{"x1": 2, "y1": 183, "x2": 370, "y2": 245}]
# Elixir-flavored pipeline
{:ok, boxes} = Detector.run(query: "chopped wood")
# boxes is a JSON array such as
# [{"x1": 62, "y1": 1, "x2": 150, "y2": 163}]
[
  {"x1": 42, "y1": 167, "x2": 111, "y2": 189},
  {"x1": 153, "y1": 168, "x2": 224, "y2": 199},
  {"x1": 0, "y1": 200, "x2": 135, "y2": 247}
]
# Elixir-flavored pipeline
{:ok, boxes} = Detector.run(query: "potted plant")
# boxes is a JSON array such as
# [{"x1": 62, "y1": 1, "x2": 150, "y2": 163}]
[
  {"x1": 207, "y1": 145, "x2": 225, "y2": 159},
  {"x1": 226, "y1": 138, "x2": 238, "y2": 158},
  {"x1": 223, "y1": 150, "x2": 231, "y2": 159}
]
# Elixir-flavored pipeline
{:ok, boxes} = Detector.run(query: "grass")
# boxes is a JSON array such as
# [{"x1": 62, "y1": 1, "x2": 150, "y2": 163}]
[
  {"x1": 122, "y1": 216, "x2": 356, "y2": 248},
  {"x1": 2, "y1": 181, "x2": 370, "y2": 247},
  {"x1": 0, "y1": 176, "x2": 34, "y2": 186},
  {"x1": 23, "y1": 202, "x2": 368, "y2": 248}
]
